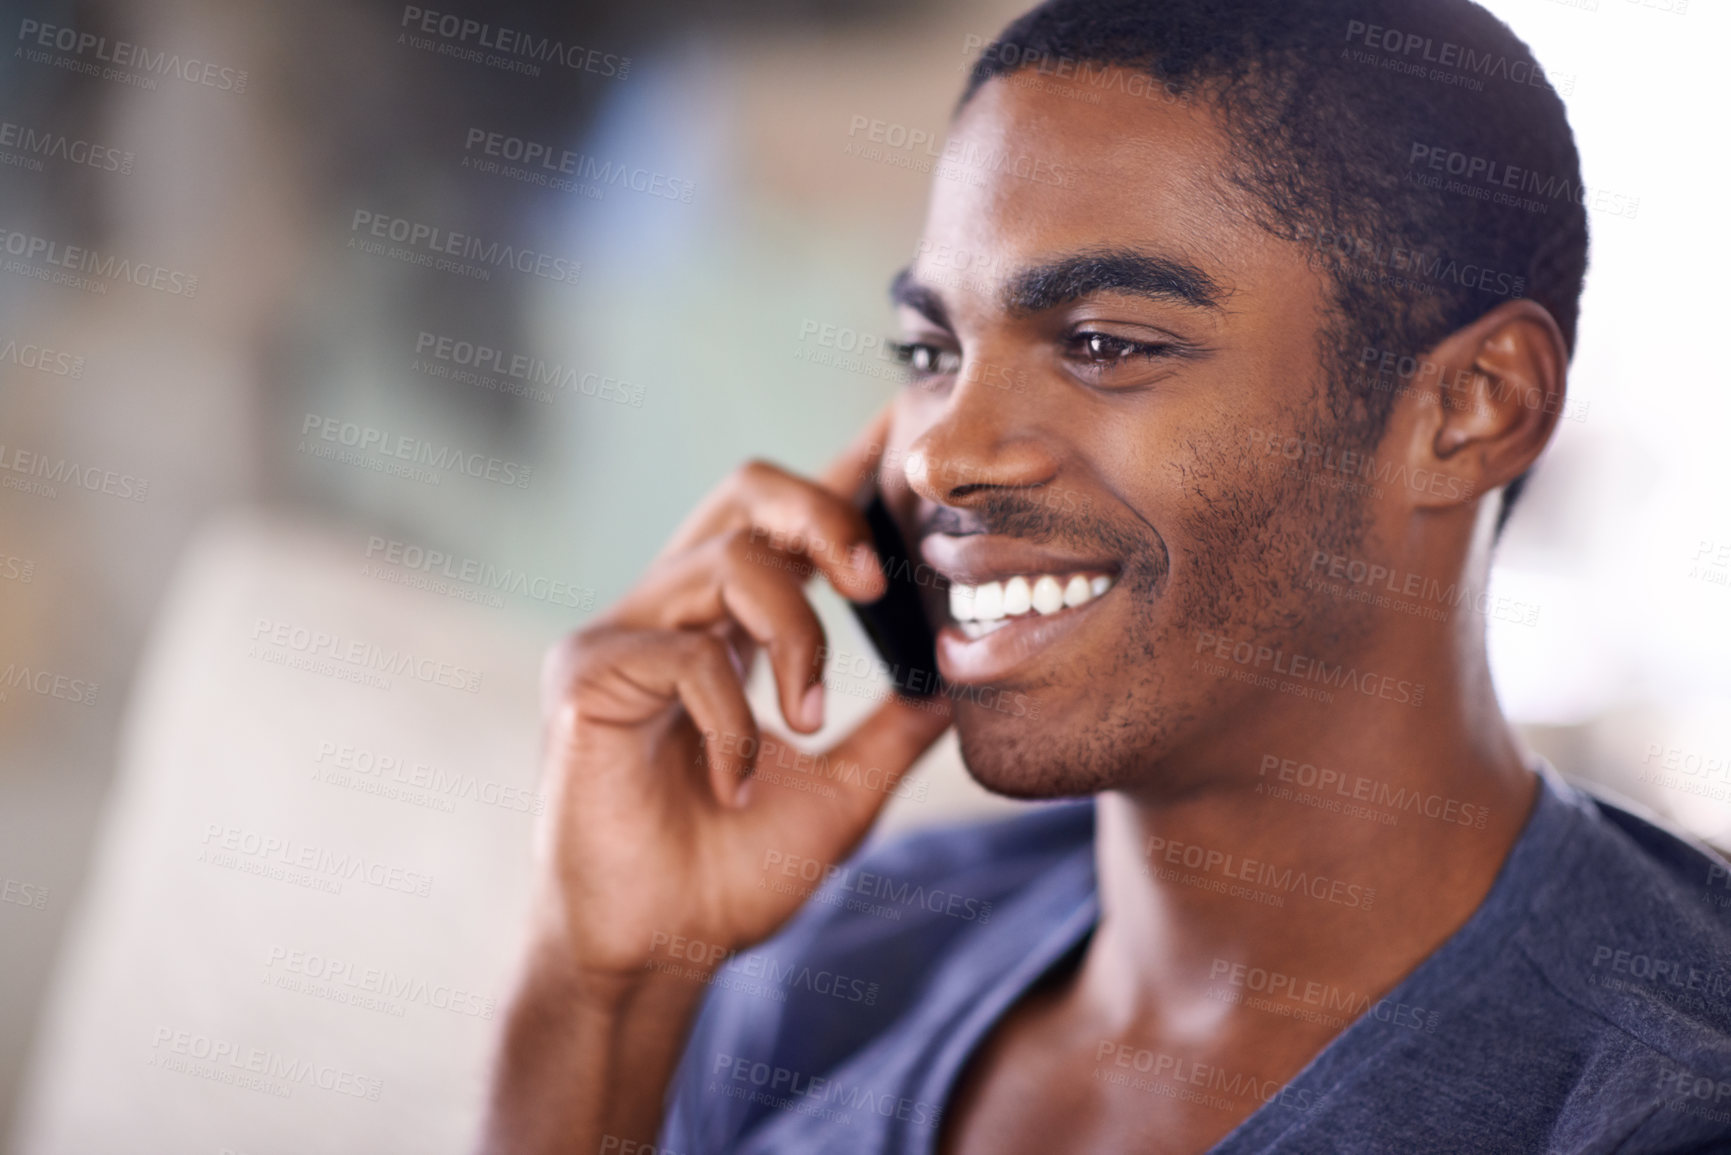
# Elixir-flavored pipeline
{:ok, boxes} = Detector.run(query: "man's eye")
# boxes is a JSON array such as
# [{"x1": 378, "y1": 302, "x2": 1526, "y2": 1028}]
[
  {"x1": 1071, "y1": 332, "x2": 1174, "y2": 363},
  {"x1": 891, "y1": 342, "x2": 961, "y2": 377}
]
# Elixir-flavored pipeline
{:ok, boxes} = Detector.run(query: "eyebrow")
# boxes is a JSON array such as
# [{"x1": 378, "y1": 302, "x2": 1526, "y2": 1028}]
[
  {"x1": 889, "y1": 248, "x2": 1227, "y2": 327},
  {"x1": 1004, "y1": 249, "x2": 1226, "y2": 314},
  {"x1": 889, "y1": 267, "x2": 951, "y2": 329}
]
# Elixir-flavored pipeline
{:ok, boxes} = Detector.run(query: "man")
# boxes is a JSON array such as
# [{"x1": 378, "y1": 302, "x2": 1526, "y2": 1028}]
[{"x1": 483, "y1": 0, "x2": 1731, "y2": 1151}]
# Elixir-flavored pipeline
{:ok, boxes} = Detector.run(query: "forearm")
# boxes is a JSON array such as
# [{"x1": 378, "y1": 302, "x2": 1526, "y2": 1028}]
[{"x1": 482, "y1": 942, "x2": 709, "y2": 1155}]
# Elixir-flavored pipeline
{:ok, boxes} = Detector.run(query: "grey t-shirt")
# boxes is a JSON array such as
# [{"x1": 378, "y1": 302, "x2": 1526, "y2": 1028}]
[{"x1": 659, "y1": 768, "x2": 1731, "y2": 1152}]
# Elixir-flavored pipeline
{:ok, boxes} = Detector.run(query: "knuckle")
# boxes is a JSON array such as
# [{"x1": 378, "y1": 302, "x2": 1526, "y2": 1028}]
[
  {"x1": 683, "y1": 630, "x2": 733, "y2": 672},
  {"x1": 540, "y1": 632, "x2": 603, "y2": 711},
  {"x1": 736, "y1": 458, "x2": 781, "y2": 489},
  {"x1": 540, "y1": 631, "x2": 587, "y2": 693}
]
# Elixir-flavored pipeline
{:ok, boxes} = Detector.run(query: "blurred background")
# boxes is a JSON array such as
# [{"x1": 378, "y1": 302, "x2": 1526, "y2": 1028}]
[{"x1": 0, "y1": 0, "x2": 1725, "y2": 1151}]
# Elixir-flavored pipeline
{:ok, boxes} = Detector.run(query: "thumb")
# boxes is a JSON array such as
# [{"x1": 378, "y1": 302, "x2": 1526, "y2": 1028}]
[{"x1": 740, "y1": 694, "x2": 952, "y2": 866}]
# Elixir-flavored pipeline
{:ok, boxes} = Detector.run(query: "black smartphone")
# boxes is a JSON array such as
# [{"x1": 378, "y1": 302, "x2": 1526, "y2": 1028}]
[{"x1": 848, "y1": 491, "x2": 942, "y2": 699}]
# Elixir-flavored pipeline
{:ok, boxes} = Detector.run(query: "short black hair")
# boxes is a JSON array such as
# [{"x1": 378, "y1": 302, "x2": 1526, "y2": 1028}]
[{"x1": 961, "y1": 0, "x2": 1588, "y2": 533}]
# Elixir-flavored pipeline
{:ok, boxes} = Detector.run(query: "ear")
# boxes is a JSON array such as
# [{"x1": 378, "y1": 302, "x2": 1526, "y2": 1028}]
[{"x1": 1397, "y1": 300, "x2": 1569, "y2": 512}]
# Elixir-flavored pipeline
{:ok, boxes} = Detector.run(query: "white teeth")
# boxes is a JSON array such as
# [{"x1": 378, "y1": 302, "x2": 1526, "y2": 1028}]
[
  {"x1": 1032, "y1": 575, "x2": 1064, "y2": 614},
  {"x1": 947, "y1": 571, "x2": 1117, "y2": 632},
  {"x1": 973, "y1": 581, "x2": 1005, "y2": 621}
]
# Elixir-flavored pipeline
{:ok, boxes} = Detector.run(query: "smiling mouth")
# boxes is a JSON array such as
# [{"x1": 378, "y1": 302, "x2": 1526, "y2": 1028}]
[{"x1": 949, "y1": 571, "x2": 1118, "y2": 639}]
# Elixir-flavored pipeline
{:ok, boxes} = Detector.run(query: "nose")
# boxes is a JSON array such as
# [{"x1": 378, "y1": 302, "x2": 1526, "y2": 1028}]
[{"x1": 902, "y1": 364, "x2": 1061, "y2": 508}]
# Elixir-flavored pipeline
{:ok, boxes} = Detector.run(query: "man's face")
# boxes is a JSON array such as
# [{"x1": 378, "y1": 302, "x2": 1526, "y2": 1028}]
[{"x1": 883, "y1": 68, "x2": 1382, "y2": 799}]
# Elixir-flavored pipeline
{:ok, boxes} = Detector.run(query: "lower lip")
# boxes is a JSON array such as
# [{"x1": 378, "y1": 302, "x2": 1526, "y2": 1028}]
[{"x1": 935, "y1": 590, "x2": 1110, "y2": 685}]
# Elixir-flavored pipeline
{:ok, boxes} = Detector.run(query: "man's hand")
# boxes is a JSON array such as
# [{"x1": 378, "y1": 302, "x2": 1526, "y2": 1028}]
[{"x1": 482, "y1": 410, "x2": 952, "y2": 1155}]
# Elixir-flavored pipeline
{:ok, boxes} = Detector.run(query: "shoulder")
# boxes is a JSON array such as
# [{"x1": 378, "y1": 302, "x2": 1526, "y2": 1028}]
[
  {"x1": 1510, "y1": 779, "x2": 1731, "y2": 1145},
  {"x1": 1521, "y1": 781, "x2": 1731, "y2": 1038},
  {"x1": 658, "y1": 800, "x2": 1095, "y2": 1151}
]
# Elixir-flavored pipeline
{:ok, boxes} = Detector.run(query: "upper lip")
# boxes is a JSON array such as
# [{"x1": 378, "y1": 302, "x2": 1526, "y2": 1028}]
[{"x1": 919, "y1": 533, "x2": 1123, "y2": 586}]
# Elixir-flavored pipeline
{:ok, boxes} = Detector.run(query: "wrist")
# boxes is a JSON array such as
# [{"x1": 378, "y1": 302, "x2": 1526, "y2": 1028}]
[{"x1": 521, "y1": 928, "x2": 711, "y2": 1021}]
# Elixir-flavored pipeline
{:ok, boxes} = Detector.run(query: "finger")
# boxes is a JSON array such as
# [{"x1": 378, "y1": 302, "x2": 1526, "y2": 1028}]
[
  {"x1": 817, "y1": 404, "x2": 893, "y2": 500},
  {"x1": 657, "y1": 461, "x2": 885, "y2": 601},
  {"x1": 546, "y1": 628, "x2": 760, "y2": 807},
  {"x1": 607, "y1": 533, "x2": 829, "y2": 732},
  {"x1": 739, "y1": 694, "x2": 953, "y2": 865},
  {"x1": 717, "y1": 547, "x2": 829, "y2": 736}
]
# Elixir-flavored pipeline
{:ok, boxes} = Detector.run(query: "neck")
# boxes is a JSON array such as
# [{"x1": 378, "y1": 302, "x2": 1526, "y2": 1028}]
[{"x1": 1076, "y1": 625, "x2": 1539, "y2": 1049}]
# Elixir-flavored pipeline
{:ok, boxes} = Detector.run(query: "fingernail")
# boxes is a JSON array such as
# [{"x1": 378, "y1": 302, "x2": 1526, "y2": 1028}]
[{"x1": 802, "y1": 683, "x2": 825, "y2": 730}]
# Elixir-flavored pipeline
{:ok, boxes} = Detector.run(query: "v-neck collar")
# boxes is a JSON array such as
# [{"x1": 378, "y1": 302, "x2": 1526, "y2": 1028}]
[{"x1": 738, "y1": 767, "x2": 1578, "y2": 1154}]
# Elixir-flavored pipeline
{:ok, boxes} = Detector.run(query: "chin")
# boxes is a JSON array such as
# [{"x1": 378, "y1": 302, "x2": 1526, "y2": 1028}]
[{"x1": 951, "y1": 694, "x2": 1166, "y2": 800}]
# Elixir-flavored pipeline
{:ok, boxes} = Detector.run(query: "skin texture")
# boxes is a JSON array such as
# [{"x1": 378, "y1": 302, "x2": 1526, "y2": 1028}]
[{"x1": 482, "y1": 64, "x2": 1569, "y2": 1155}]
